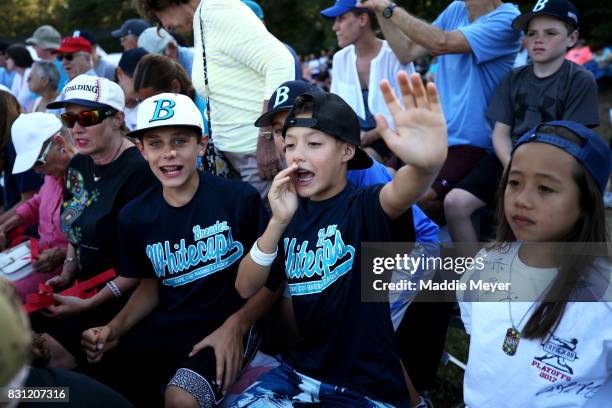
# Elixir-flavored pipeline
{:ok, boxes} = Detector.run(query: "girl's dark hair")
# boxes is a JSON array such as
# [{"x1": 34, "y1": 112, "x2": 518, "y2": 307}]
[
  {"x1": 350, "y1": 8, "x2": 380, "y2": 32},
  {"x1": 6, "y1": 45, "x2": 34, "y2": 68},
  {"x1": 495, "y1": 125, "x2": 609, "y2": 340},
  {"x1": 133, "y1": 54, "x2": 196, "y2": 101},
  {"x1": 132, "y1": 0, "x2": 190, "y2": 23}
]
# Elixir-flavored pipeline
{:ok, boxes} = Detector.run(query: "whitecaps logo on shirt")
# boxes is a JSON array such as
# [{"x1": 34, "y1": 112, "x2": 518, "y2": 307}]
[
  {"x1": 146, "y1": 220, "x2": 243, "y2": 287},
  {"x1": 284, "y1": 225, "x2": 355, "y2": 296}
]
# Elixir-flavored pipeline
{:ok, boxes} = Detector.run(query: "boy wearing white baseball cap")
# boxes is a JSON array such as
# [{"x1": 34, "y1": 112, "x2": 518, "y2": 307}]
[{"x1": 82, "y1": 93, "x2": 275, "y2": 407}]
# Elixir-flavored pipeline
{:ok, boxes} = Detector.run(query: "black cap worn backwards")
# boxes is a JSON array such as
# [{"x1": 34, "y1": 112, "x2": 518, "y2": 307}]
[{"x1": 282, "y1": 88, "x2": 373, "y2": 170}]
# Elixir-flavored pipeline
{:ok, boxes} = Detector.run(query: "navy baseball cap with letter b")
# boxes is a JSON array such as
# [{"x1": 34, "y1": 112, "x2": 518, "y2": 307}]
[
  {"x1": 255, "y1": 80, "x2": 317, "y2": 127},
  {"x1": 512, "y1": 0, "x2": 580, "y2": 31},
  {"x1": 282, "y1": 88, "x2": 373, "y2": 170}
]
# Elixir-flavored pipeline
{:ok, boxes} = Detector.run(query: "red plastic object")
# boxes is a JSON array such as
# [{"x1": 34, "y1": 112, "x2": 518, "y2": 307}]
[{"x1": 24, "y1": 269, "x2": 117, "y2": 314}]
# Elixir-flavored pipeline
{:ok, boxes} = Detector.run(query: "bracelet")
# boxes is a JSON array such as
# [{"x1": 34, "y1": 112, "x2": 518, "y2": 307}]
[
  {"x1": 106, "y1": 281, "x2": 122, "y2": 298},
  {"x1": 249, "y1": 240, "x2": 277, "y2": 267},
  {"x1": 63, "y1": 256, "x2": 75, "y2": 265}
]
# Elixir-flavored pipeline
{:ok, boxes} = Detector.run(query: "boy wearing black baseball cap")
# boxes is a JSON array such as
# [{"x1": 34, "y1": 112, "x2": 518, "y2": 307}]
[
  {"x1": 445, "y1": 0, "x2": 599, "y2": 257},
  {"x1": 235, "y1": 72, "x2": 447, "y2": 407}
]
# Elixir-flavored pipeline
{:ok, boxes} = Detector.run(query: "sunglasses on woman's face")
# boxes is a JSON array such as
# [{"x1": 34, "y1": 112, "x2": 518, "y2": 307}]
[
  {"x1": 35, "y1": 139, "x2": 54, "y2": 167},
  {"x1": 56, "y1": 52, "x2": 88, "y2": 62},
  {"x1": 60, "y1": 109, "x2": 116, "y2": 128}
]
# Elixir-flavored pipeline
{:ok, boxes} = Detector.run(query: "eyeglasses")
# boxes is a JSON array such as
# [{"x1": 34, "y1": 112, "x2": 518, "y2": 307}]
[
  {"x1": 60, "y1": 109, "x2": 117, "y2": 128},
  {"x1": 35, "y1": 139, "x2": 54, "y2": 167}
]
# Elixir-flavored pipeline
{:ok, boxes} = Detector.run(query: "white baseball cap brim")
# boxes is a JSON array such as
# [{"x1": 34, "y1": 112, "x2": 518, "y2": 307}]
[
  {"x1": 12, "y1": 113, "x2": 62, "y2": 174},
  {"x1": 127, "y1": 93, "x2": 203, "y2": 139}
]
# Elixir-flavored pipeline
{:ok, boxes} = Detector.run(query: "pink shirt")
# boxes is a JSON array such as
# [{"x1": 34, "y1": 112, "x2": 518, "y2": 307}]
[{"x1": 15, "y1": 175, "x2": 67, "y2": 251}]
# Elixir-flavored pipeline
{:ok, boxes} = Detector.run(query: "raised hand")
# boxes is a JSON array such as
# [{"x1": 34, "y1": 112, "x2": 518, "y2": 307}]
[
  {"x1": 376, "y1": 72, "x2": 447, "y2": 174},
  {"x1": 267, "y1": 163, "x2": 298, "y2": 226}
]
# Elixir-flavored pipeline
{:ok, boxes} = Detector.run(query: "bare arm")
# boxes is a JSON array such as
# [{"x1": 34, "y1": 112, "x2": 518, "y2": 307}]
[
  {"x1": 374, "y1": 9, "x2": 429, "y2": 64},
  {"x1": 362, "y1": 0, "x2": 471, "y2": 59},
  {"x1": 236, "y1": 164, "x2": 299, "y2": 298},
  {"x1": 378, "y1": 72, "x2": 448, "y2": 219},
  {"x1": 108, "y1": 278, "x2": 159, "y2": 337},
  {"x1": 491, "y1": 122, "x2": 513, "y2": 169},
  {"x1": 256, "y1": 99, "x2": 283, "y2": 180}
]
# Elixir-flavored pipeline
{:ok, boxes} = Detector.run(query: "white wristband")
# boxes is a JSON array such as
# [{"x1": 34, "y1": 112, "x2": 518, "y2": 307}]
[
  {"x1": 249, "y1": 240, "x2": 277, "y2": 267},
  {"x1": 106, "y1": 281, "x2": 122, "y2": 298}
]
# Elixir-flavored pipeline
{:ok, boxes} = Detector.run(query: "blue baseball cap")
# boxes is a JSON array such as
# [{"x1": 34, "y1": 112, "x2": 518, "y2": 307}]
[
  {"x1": 254, "y1": 80, "x2": 317, "y2": 127},
  {"x1": 321, "y1": 0, "x2": 358, "y2": 19},
  {"x1": 118, "y1": 47, "x2": 149, "y2": 77},
  {"x1": 241, "y1": 0, "x2": 264, "y2": 19},
  {"x1": 513, "y1": 121, "x2": 612, "y2": 193}
]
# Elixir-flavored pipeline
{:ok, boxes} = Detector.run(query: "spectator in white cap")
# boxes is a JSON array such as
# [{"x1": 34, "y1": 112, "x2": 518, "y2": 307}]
[
  {"x1": 27, "y1": 60, "x2": 61, "y2": 114},
  {"x1": 0, "y1": 113, "x2": 71, "y2": 300},
  {"x1": 30, "y1": 74, "x2": 156, "y2": 369},
  {"x1": 137, "y1": 27, "x2": 194, "y2": 78},
  {"x1": 111, "y1": 18, "x2": 151, "y2": 51},
  {"x1": 25, "y1": 25, "x2": 68, "y2": 91},
  {"x1": 81, "y1": 92, "x2": 273, "y2": 407}
]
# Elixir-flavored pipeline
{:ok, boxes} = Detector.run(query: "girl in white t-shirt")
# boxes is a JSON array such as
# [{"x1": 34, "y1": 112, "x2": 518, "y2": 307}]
[{"x1": 458, "y1": 121, "x2": 612, "y2": 408}]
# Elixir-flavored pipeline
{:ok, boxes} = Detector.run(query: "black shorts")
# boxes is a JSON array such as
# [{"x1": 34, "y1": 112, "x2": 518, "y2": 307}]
[
  {"x1": 84, "y1": 314, "x2": 260, "y2": 408},
  {"x1": 431, "y1": 145, "x2": 487, "y2": 198},
  {"x1": 455, "y1": 152, "x2": 504, "y2": 205}
]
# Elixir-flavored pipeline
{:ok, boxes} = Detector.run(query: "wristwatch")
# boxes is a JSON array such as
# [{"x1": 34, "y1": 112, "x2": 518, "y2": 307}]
[
  {"x1": 382, "y1": 2, "x2": 397, "y2": 19},
  {"x1": 261, "y1": 131, "x2": 273, "y2": 141}
]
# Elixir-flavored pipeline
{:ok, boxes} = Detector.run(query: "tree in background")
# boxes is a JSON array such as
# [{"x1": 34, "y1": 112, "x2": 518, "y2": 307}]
[{"x1": 1, "y1": 0, "x2": 610, "y2": 55}]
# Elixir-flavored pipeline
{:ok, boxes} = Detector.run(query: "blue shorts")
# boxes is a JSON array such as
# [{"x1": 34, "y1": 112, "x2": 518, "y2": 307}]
[{"x1": 231, "y1": 360, "x2": 396, "y2": 407}]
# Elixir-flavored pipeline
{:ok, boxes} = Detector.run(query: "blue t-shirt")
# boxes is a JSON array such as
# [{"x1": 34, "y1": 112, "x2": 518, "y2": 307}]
[
  {"x1": 118, "y1": 171, "x2": 268, "y2": 328},
  {"x1": 267, "y1": 183, "x2": 414, "y2": 406},
  {"x1": 433, "y1": 1, "x2": 521, "y2": 150},
  {"x1": 178, "y1": 46, "x2": 195, "y2": 80},
  {"x1": 53, "y1": 59, "x2": 68, "y2": 92},
  {"x1": 0, "y1": 68, "x2": 15, "y2": 90},
  {"x1": 347, "y1": 161, "x2": 439, "y2": 243}
]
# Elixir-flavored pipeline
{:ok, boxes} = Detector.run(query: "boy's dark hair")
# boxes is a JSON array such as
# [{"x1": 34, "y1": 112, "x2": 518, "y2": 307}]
[
  {"x1": 350, "y1": 8, "x2": 380, "y2": 32},
  {"x1": 494, "y1": 125, "x2": 608, "y2": 340},
  {"x1": 133, "y1": 54, "x2": 196, "y2": 101},
  {"x1": 292, "y1": 95, "x2": 315, "y2": 117},
  {"x1": 132, "y1": 0, "x2": 190, "y2": 23}
]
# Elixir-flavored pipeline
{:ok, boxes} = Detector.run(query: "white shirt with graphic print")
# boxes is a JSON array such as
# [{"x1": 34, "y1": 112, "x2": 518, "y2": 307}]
[{"x1": 458, "y1": 242, "x2": 612, "y2": 408}]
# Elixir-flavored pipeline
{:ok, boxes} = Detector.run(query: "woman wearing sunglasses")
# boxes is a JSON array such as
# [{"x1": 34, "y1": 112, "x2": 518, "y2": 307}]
[
  {"x1": 30, "y1": 74, "x2": 156, "y2": 369},
  {"x1": 0, "y1": 113, "x2": 72, "y2": 301}
]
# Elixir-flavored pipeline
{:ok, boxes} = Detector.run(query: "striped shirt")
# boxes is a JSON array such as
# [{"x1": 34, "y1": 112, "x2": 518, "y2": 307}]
[{"x1": 192, "y1": 0, "x2": 295, "y2": 153}]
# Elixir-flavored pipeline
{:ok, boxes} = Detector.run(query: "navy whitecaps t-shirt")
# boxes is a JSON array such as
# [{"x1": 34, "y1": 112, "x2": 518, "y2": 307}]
[
  {"x1": 118, "y1": 171, "x2": 269, "y2": 330},
  {"x1": 267, "y1": 183, "x2": 415, "y2": 406}
]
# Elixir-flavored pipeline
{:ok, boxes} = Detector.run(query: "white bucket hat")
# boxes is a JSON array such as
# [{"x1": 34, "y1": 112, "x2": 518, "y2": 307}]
[{"x1": 11, "y1": 113, "x2": 63, "y2": 174}]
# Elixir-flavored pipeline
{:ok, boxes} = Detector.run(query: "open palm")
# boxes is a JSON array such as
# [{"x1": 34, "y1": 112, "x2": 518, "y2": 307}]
[
  {"x1": 268, "y1": 164, "x2": 299, "y2": 226},
  {"x1": 377, "y1": 72, "x2": 447, "y2": 172}
]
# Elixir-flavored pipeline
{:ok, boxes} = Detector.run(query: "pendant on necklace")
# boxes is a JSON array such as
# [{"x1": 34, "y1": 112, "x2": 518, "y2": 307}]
[
  {"x1": 503, "y1": 327, "x2": 520, "y2": 356},
  {"x1": 93, "y1": 175, "x2": 101, "y2": 182}
]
